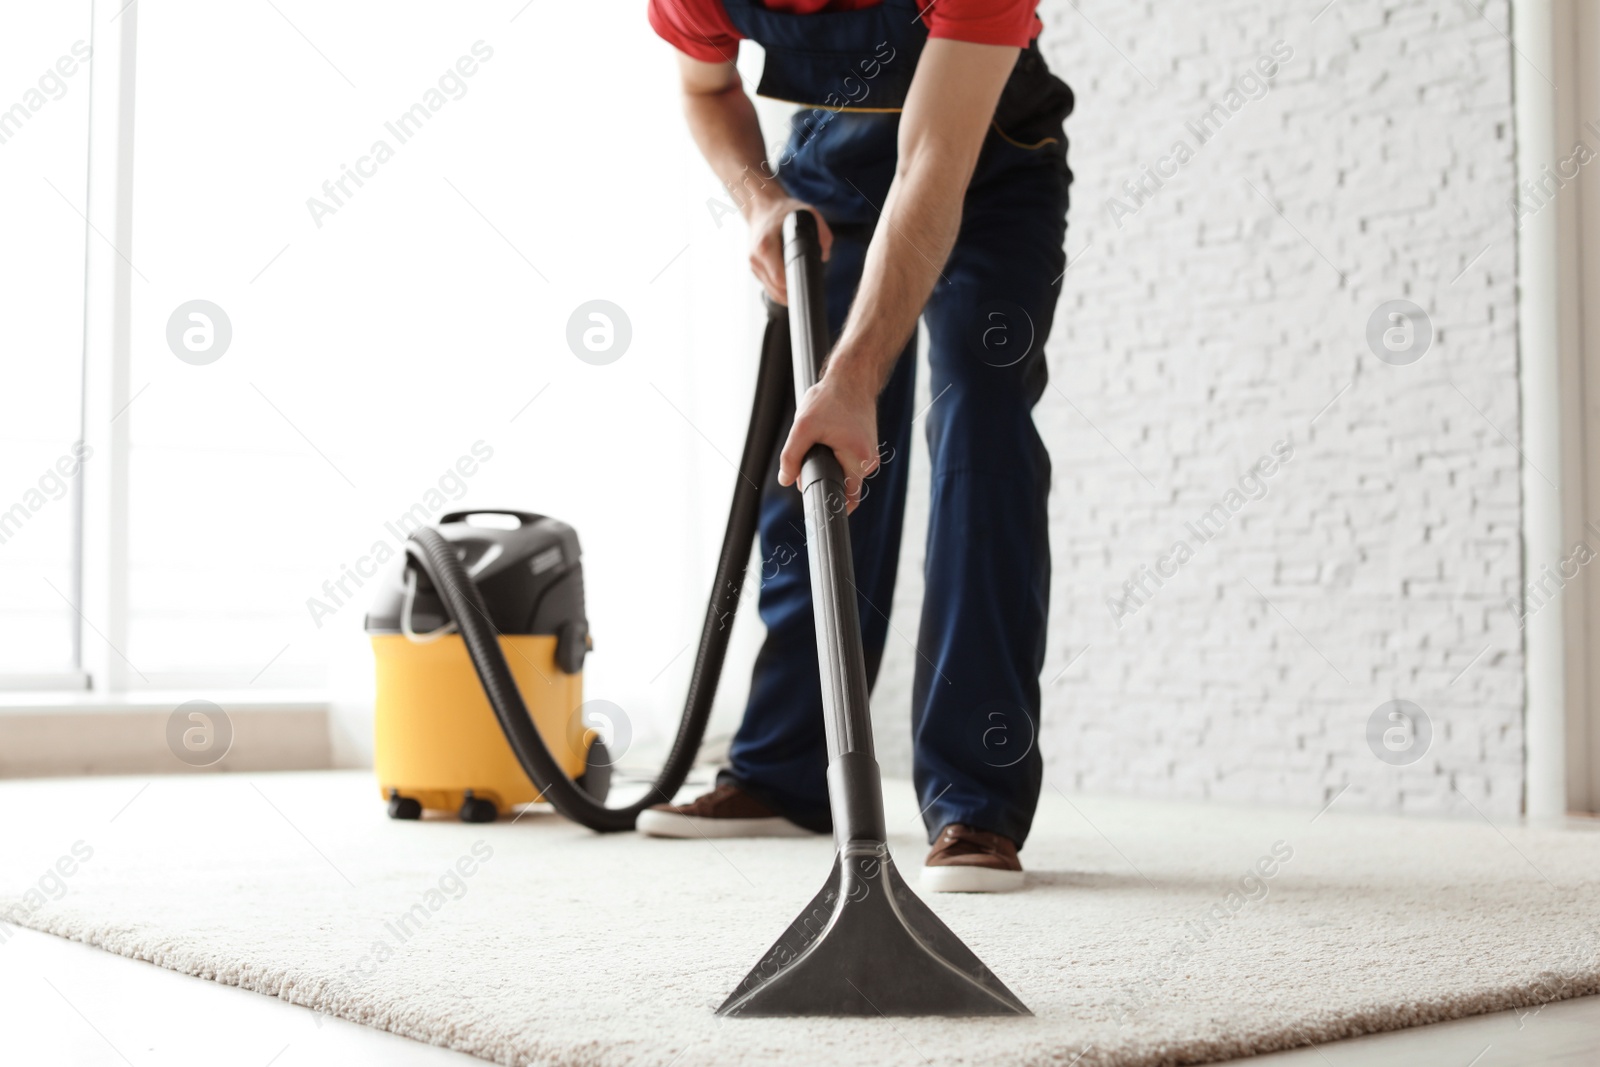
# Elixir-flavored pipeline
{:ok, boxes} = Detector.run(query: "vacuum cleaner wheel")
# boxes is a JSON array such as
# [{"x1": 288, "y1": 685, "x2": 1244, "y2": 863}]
[
  {"x1": 387, "y1": 790, "x2": 423, "y2": 820},
  {"x1": 459, "y1": 791, "x2": 499, "y2": 823}
]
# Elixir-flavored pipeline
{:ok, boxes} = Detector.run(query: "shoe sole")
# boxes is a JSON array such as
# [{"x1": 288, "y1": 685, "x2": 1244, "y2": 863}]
[
  {"x1": 635, "y1": 810, "x2": 814, "y2": 839},
  {"x1": 919, "y1": 865, "x2": 1026, "y2": 893}
]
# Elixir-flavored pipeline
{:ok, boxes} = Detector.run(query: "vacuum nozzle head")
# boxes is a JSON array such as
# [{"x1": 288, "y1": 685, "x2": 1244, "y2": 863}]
[{"x1": 716, "y1": 847, "x2": 1031, "y2": 1018}]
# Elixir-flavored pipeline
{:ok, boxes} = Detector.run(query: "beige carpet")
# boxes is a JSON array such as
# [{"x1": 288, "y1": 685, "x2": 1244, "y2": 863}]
[{"x1": 2, "y1": 771, "x2": 1598, "y2": 1067}]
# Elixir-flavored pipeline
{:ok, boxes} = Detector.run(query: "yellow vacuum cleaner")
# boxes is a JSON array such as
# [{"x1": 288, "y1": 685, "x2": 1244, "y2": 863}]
[{"x1": 365, "y1": 511, "x2": 603, "y2": 822}]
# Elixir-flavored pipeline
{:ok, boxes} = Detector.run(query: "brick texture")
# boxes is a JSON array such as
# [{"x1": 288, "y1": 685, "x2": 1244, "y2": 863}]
[{"x1": 869, "y1": 0, "x2": 1525, "y2": 820}]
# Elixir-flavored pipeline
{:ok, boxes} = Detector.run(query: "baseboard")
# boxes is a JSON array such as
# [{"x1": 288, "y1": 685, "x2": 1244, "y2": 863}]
[{"x1": 0, "y1": 693, "x2": 334, "y2": 778}]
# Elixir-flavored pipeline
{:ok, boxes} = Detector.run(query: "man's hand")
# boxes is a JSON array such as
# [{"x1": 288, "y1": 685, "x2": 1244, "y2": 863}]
[
  {"x1": 745, "y1": 193, "x2": 833, "y2": 305},
  {"x1": 777, "y1": 362, "x2": 879, "y2": 512}
]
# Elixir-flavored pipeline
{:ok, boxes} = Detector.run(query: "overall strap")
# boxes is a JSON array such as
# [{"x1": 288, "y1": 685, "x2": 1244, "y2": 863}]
[{"x1": 721, "y1": 0, "x2": 927, "y2": 112}]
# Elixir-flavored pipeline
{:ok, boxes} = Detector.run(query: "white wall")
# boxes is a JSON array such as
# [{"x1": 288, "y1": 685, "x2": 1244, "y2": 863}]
[{"x1": 872, "y1": 0, "x2": 1527, "y2": 818}]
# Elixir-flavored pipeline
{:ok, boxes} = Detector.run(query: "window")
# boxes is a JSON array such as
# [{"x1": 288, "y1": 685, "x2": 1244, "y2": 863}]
[
  {"x1": 0, "y1": 2, "x2": 93, "y2": 688},
  {"x1": 4, "y1": 0, "x2": 772, "y2": 743}
]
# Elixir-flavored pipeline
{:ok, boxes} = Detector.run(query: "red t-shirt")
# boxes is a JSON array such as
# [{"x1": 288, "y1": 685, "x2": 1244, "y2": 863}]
[{"x1": 648, "y1": 0, "x2": 1041, "y2": 65}]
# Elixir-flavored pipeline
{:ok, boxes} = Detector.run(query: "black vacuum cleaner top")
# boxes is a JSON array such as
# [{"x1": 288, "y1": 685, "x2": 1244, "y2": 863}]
[{"x1": 365, "y1": 510, "x2": 588, "y2": 670}]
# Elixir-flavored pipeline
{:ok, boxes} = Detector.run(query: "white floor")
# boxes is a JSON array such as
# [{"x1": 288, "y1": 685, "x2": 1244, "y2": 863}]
[
  {"x1": 1238, "y1": 993, "x2": 1600, "y2": 1066},
  {"x1": 5, "y1": 923, "x2": 1599, "y2": 1066},
  {"x1": 0, "y1": 926, "x2": 477, "y2": 1066}
]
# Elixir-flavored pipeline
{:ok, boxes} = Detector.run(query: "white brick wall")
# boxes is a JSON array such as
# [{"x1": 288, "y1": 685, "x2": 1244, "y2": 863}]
[{"x1": 870, "y1": 0, "x2": 1526, "y2": 820}]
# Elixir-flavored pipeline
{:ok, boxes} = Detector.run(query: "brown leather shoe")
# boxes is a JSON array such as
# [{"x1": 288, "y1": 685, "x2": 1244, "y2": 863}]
[
  {"x1": 636, "y1": 782, "x2": 814, "y2": 839},
  {"x1": 921, "y1": 823, "x2": 1025, "y2": 893}
]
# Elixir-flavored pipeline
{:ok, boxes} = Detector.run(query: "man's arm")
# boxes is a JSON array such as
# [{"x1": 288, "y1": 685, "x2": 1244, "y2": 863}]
[
  {"x1": 776, "y1": 39, "x2": 1019, "y2": 509},
  {"x1": 675, "y1": 54, "x2": 833, "y2": 303}
]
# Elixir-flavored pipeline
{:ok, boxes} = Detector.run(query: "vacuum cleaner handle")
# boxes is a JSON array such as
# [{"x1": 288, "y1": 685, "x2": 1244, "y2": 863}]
[
  {"x1": 781, "y1": 209, "x2": 887, "y2": 847},
  {"x1": 783, "y1": 210, "x2": 831, "y2": 399},
  {"x1": 437, "y1": 509, "x2": 545, "y2": 527}
]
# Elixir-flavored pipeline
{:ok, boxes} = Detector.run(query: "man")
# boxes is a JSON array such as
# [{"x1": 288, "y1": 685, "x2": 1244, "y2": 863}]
[{"x1": 636, "y1": 0, "x2": 1073, "y2": 893}]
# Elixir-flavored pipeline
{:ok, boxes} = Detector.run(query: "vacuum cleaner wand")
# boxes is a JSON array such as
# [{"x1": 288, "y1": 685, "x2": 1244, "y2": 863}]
[{"x1": 715, "y1": 211, "x2": 1031, "y2": 1017}]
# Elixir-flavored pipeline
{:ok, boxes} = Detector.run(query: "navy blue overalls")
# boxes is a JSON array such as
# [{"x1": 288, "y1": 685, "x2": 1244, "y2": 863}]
[{"x1": 719, "y1": 0, "x2": 1074, "y2": 848}]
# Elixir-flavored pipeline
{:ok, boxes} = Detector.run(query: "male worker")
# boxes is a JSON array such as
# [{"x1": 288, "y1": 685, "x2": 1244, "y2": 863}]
[{"x1": 636, "y1": 0, "x2": 1073, "y2": 893}]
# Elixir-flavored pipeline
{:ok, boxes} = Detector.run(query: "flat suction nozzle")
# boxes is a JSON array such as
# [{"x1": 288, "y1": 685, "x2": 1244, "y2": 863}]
[{"x1": 717, "y1": 846, "x2": 1030, "y2": 1017}]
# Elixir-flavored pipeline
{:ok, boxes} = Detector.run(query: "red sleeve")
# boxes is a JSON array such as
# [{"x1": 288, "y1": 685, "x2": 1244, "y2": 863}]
[
  {"x1": 923, "y1": 0, "x2": 1040, "y2": 48},
  {"x1": 647, "y1": 0, "x2": 745, "y2": 64}
]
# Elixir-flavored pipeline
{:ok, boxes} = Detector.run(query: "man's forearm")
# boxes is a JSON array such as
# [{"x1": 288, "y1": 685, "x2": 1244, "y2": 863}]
[
  {"x1": 825, "y1": 157, "x2": 968, "y2": 393},
  {"x1": 680, "y1": 74, "x2": 780, "y2": 218},
  {"x1": 676, "y1": 53, "x2": 831, "y2": 303},
  {"x1": 822, "y1": 39, "x2": 1019, "y2": 396}
]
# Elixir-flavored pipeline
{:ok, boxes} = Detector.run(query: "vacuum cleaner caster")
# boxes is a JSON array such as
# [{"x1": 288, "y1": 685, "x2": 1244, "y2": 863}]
[
  {"x1": 386, "y1": 790, "x2": 422, "y2": 820},
  {"x1": 576, "y1": 740, "x2": 612, "y2": 802},
  {"x1": 459, "y1": 791, "x2": 498, "y2": 823}
]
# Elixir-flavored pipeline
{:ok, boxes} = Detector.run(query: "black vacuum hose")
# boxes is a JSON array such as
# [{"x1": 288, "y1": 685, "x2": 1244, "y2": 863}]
[{"x1": 406, "y1": 301, "x2": 792, "y2": 832}]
